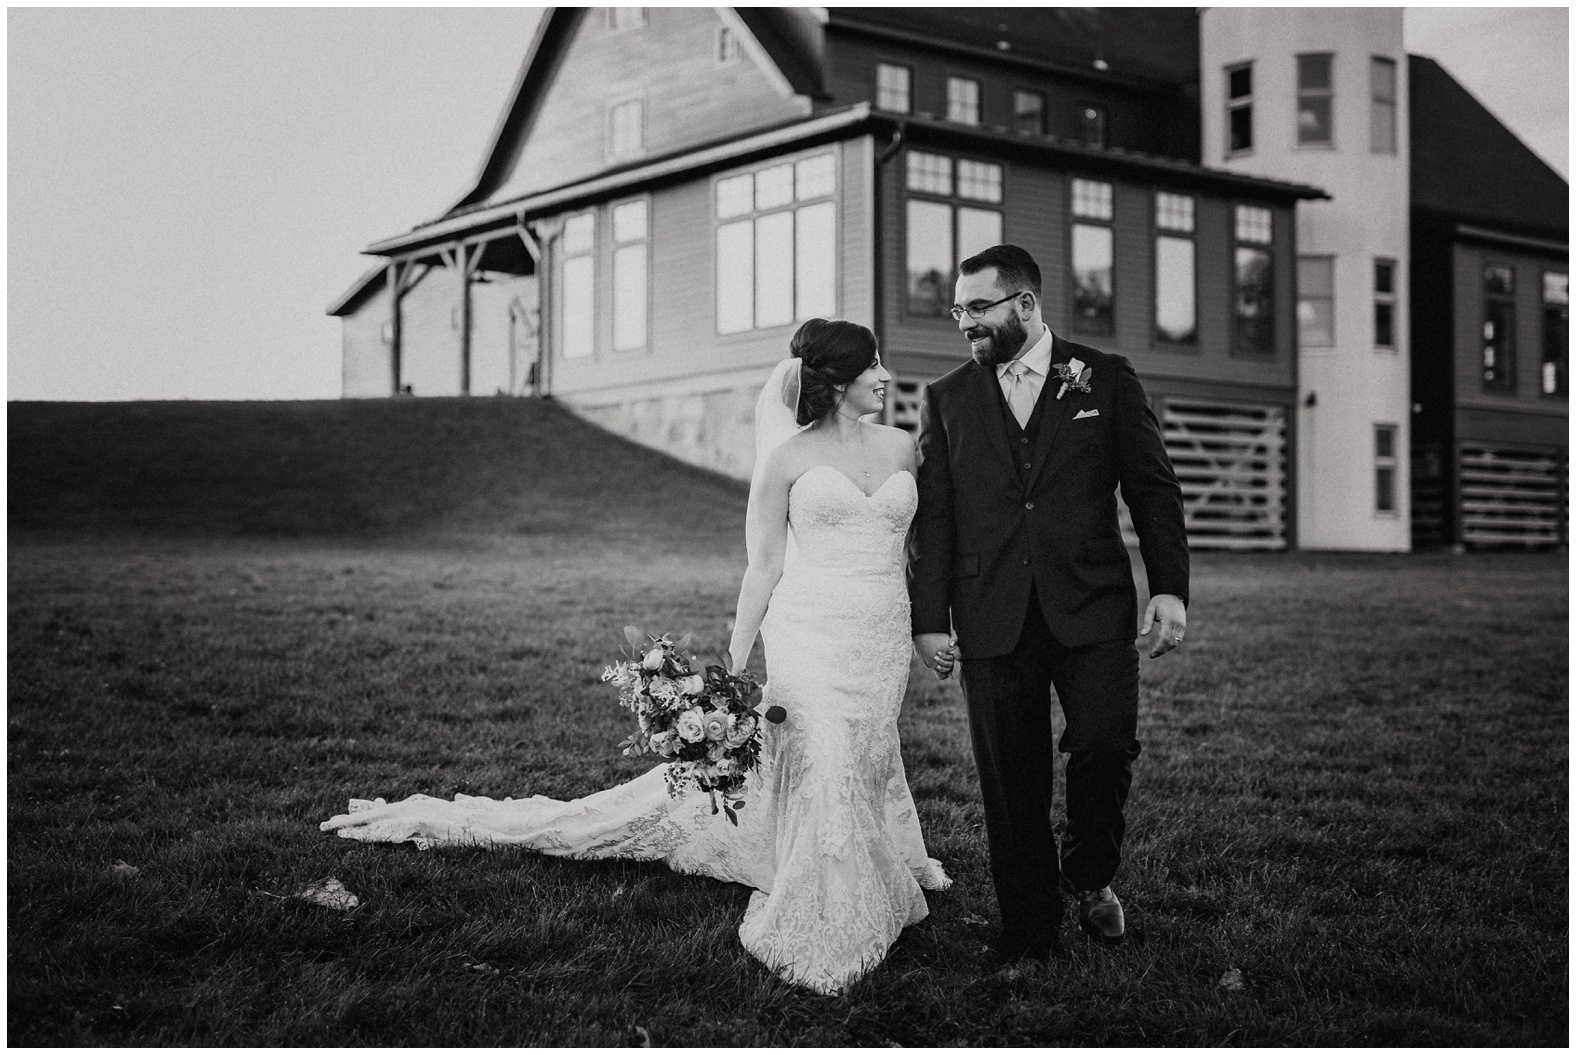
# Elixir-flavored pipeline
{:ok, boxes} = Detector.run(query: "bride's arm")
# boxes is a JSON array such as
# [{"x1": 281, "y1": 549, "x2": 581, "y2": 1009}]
[{"x1": 728, "y1": 448, "x2": 792, "y2": 674}]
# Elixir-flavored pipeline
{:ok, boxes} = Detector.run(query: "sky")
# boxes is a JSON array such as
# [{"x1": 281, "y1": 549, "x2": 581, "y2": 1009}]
[{"x1": 6, "y1": 6, "x2": 1569, "y2": 402}]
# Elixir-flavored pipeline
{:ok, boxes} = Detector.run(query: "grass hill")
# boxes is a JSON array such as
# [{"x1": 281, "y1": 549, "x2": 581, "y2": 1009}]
[{"x1": 8, "y1": 398, "x2": 747, "y2": 545}]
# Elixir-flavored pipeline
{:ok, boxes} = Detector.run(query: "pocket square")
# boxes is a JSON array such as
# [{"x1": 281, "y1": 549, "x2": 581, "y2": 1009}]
[{"x1": 1074, "y1": 408, "x2": 1100, "y2": 420}]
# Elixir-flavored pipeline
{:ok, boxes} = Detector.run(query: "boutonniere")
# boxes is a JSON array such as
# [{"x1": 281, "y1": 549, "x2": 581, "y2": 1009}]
[{"x1": 1054, "y1": 358, "x2": 1093, "y2": 400}]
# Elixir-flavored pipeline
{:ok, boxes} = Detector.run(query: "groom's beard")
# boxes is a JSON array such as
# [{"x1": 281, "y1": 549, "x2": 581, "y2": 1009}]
[{"x1": 966, "y1": 312, "x2": 1029, "y2": 367}]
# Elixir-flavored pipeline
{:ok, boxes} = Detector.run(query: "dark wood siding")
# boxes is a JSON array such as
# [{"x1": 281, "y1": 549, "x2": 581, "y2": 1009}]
[{"x1": 490, "y1": 8, "x2": 810, "y2": 207}]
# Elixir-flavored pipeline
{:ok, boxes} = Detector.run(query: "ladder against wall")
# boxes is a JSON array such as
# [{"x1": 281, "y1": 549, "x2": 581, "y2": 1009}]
[
  {"x1": 1458, "y1": 444, "x2": 1567, "y2": 547},
  {"x1": 1161, "y1": 399, "x2": 1287, "y2": 551}
]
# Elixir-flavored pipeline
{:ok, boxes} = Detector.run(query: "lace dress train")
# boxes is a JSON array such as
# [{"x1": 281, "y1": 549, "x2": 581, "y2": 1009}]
[{"x1": 322, "y1": 466, "x2": 948, "y2": 995}]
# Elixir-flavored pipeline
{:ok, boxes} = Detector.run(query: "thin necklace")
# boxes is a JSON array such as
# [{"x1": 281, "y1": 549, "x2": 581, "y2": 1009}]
[{"x1": 835, "y1": 406, "x2": 870, "y2": 485}]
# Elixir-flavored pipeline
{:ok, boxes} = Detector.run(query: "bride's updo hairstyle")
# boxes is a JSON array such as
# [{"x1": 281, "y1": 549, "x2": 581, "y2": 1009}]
[{"x1": 790, "y1": 318, "x2": 879, "y2": 426}]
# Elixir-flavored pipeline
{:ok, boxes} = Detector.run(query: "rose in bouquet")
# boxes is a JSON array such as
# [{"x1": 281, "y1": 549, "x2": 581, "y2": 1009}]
[{"x1": 602, "y1": 625, "x2": 786, "y2": 824}]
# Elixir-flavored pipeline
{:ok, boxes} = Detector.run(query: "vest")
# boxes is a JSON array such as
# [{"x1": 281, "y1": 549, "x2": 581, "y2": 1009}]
[{"x1": 990, "y1": 366, "x2": 1052, "y2": 488}]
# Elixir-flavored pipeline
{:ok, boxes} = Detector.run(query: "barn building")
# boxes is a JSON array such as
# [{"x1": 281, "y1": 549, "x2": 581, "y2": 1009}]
[{"x1": 329, "y1": 7, "x2": 1567, "y2": 552}]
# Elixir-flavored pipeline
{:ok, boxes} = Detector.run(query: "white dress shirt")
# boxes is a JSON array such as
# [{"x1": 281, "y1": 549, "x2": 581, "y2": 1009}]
[{"x1": 996, "y1": 326, "x2": 1055, "y2": 414}]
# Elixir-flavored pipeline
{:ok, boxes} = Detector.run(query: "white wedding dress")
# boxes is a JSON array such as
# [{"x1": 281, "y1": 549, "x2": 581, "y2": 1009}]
[{"x1": 321, "y1": 465, "x2": 950, "y2": 995}]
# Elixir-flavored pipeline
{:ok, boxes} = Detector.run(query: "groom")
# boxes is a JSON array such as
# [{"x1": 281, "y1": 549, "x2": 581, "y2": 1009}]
[{"x1": 909, "y1": 244, "x2": 1189, "y2": 962}]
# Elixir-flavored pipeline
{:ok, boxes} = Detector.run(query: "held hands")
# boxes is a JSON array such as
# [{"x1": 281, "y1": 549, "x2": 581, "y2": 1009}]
[
  {"x1": 913, "y1": 632, "x2": 958, "y2": 680},
  {"x1": 1139, "y1": 594, "x2": 1187, "y2": 658}
]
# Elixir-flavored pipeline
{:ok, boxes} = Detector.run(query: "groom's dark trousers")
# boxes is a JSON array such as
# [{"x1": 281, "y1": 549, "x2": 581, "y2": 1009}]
[{"x1": 910, "y1": 334, "x2": 1187, "y2": 954}]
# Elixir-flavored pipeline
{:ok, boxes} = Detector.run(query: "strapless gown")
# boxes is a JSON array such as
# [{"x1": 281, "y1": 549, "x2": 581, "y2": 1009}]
[{"x1": 321, "y1": 465, "x2": 950, "y2": 995}]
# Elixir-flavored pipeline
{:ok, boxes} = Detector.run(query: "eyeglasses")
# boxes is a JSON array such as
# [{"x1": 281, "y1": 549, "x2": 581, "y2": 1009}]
[{"x1": 949, "y1": 291, "x2": 1029, "y2": 322}]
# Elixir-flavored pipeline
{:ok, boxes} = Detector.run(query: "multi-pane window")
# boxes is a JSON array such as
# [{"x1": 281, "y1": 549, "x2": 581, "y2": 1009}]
[
  {"x1": 947, "y1": 77, "x2": 980, "y2": 125},
  {"x1": 1226, "y1": 63, "x2": 1253, "y2": 154},
  {"x1": 1297, "y1": 53, "x2": 1334, "y2": 146},
  {"x1": 1374, "y1": 424, "x2": 1398, "y2": 515},
  {"x1": 608, "y1": 7, "x2": 644, "y2": 32},
  {"x1": 611, "y1": 199, "x2": 648, "y2": 351},
  {"x1": 715, "y1": 153, "x2": 838, "y2": 335},
  {"x1": 1482, "y1": 264, "x2": 1516, "y2": 392},
  {"x1": 1080, "y1": 104, "x2": 1107, "y2": 148},
  {"x1": 1233, "y1": 205, "x2": 1275, "y2": 355},
  {"x1": 1297, "y1": 256, "x2": 1335, "y2": 348},
  {"x1": 1374, "y1": 258, "x2": 1397, "y2": 349},
  {"x1": 608, "y1": 97, "x2": 643, "y2": 158},
  {"x1": 1542, "y1": 272, "x2": 1568, "y2": 396},
  {"x1": 1013, "y1": 90, "x2": 1045, "y2": 134},
  {"x1": 1371, "y1": 57, "x2": 1397, "y2": 154},
  {"x1": 561, "y1": 212, "x2": 596, "y2": 360},
  {"x1": 877, "y1": 63, "x2": 911, "y2": 114},
  {"x1": 1070, "y1": 178, "x2": 1114, "y2": 337},
  {"x1": 715, "y1": 26, "x2": 740, "y2": 66},
  {"x1": 905, "y1": 151, "x2": 1003, "y2": 316},
  {"x1": 1154, "y1": 192, "x2": 1195, "y2": 344}
]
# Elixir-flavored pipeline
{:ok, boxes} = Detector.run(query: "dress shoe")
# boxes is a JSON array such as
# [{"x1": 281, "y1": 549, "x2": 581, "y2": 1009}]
[{"x1": 1075, "y1": 886, "x2": 1125, "y2": 944}]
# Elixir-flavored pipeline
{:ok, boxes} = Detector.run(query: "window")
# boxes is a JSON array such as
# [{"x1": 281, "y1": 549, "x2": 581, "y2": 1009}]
[
  {"x1": 1013, "y1": 90, "x2": 1045, "y2": 134},
  {"x1": 715, "y1": 26, "x2": 740, "y2": 66},
  {"x1": 904, "y1": 151, "x2": 1003, "y2": 315},
  {"x1": 1371, "y1": 57, "x2": 1397, "y2": 154},
  {"x1": 1297, "y1": 256, "x2": 1335, "y2": 348},
  {"x1": 561, "y1": 212, "x2": 595, "y2": 360},
  {"x1": 1542, "y1": 272, "x2": 1567, "y2": 396},
  {"x1": 947, "y1": 77, "x2": 980, "y2": 125},
  {"x1": 1482, "y1": 264, "x2": 1516, "y2": 392},
  {"x1": 608, "y1": 97, "x2": 643, "y2": 159},
  {"x1": 715, "y1": 153, "x2": 838, "y2": 335},
  {"x1": 1070, "y1": 178, "x2": 1114, "y2": 336},
  {"x1": 1297, "y1": 53, "x2": 1334, "y2": 146},
  {"x1": 1155, "y1": 193, "x2": 1195, "y2": 344},
  {"x1": 1080, "y1": 104, "x2": 1107, "y2": 148},
  {"x1": 1374, "y1": 424, "x2": 1398, "y2": 515},
  {"x1": 607, "y1": 7, "x2": 644, "y2": 32},
  {"x1": 1374, "y1": 258, "x2": 1396, "y2": 349},
  {"x1": 611, "y1": 199, "x2": 647, "y2": 351},
  {"x1": 1233, "y1": 205, "x2": 1275, "y2": 355},
  {"x1": 877, "y1": 63, "x2": 911, "y2": 113},
  {"x1": 1226, "y1": 63, "x2": 1253, "y2": 154}
]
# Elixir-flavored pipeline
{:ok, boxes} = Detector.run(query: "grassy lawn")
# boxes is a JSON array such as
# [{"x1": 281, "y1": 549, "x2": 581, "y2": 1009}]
[{"x1": 8, "y1": 400, "x2": 1569, "y2": 1045}]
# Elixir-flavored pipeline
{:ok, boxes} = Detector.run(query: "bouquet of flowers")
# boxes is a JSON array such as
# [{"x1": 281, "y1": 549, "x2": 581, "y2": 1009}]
[{"x1": 602, "y1": 625, "x2": 786, "y2": 824}]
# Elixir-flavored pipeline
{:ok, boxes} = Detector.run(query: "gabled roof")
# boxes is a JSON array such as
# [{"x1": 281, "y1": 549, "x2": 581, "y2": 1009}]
[
  {"x1": 828, "y1": 7, "x2": 1199, "y2": 91},
  {"x1": 1410, "y1": 54, "x2": 1568, "y2": 240}
]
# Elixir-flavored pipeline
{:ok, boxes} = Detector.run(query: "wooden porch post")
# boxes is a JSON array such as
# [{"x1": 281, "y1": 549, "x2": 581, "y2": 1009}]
[{"x1": 386, "y1": 261, "x2": 402, "y2": 396}]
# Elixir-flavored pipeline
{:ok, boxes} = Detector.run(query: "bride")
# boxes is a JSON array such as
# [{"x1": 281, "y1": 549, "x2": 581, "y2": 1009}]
[{"x1": 322, "y1": 318, "x2": 955, "y2": 995}]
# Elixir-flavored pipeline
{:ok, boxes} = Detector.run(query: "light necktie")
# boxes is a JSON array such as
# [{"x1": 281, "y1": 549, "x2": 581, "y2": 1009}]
[{"x1": 1005, "y1": 360, "x2": 1034, "y2": 429}]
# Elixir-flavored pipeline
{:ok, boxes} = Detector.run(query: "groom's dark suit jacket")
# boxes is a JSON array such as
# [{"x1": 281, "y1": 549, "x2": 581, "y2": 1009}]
[{"x1": 909, "y1": 334, "x2": 1189, "y2": 658}]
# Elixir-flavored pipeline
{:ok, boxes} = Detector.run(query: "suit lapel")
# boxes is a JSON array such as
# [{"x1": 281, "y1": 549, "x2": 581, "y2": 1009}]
[
  {"x1": 1023, "y1": 334, "x2": 1076, "y2": 494},
  {"x1": 966, "y1": 361, "x2": 1015, "y2": 477}
]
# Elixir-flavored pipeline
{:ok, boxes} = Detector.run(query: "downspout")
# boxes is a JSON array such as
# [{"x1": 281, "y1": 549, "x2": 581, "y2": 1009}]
[{"x1": 873, "y1": 125, "x2": 904, "y2": 423}]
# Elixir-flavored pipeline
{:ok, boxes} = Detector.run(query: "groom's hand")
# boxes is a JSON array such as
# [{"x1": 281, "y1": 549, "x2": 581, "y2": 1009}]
[
  {"x1": 914, "y1": 633, "x2": 957, "y2": 680},
  {"x1": 1139, "y1": 594, "x2": 1187, "y2": 658}
]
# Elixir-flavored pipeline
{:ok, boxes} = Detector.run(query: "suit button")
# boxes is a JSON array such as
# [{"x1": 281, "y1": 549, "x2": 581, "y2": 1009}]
[
  {"x1": 1024, "y1": 500, "x2": 1035, "y2": 510},
  {"x1": 1022, "y1": 462, "x2": 1032, "y2": 470},
  {"x1": 1019, "y1": 437, "x2": 1029, "y2": 445},
  {"x1": 1022, "y1": 556, "x2": 1031, "y2": 565}
]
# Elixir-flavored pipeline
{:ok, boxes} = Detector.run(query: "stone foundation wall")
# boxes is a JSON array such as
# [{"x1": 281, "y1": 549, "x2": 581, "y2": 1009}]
[{"x1": 570, "y1": 383, "x2": 760, "y2": 481}]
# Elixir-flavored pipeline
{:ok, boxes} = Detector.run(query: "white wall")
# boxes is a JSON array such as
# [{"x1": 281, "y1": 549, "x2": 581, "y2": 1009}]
[{"x1": 1203, "y1": 8, "x2": 1411, "y2": 550}]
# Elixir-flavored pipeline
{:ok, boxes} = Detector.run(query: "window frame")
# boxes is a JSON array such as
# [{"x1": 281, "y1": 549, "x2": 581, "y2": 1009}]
[
  {"x1": 1481, "y1": 261, "x2": 1518, "y2": 393},
  {"x1": 1541, "y1": 270, "x2": 1568, "y2": 398},
  {"x1": 946, "y1": 75, "x2": 982, "y2": 126},
  {"x1": 610, "y1": 196, "x2": 650, "y2": 353},
  {"x1": 1373, "y1": 256, "x2": 1397, "y2": 351},
  {"x1": 902, "y1": 149, "x2": 1005, "y2": 319},
  {"x1": 559, "y1": 210, "x2": 597, "y2": 362},
  {"x1": 876, "y1": 62, "x2": 912, "y2": 114},
  {"x1": 715, "y1": 26, "x2": 740, "y2": 66},
  {"x1": 712, "y1": 149, "x2": 841, "y2": 337},
  {"x1": 1225, "y1": 61, "x2": 1253, "y2": 157},
  {"x1": 1370, "y1": 55, "x2": 1397, "y2": 155},
  {"x1": 1068, "y1": 177, "x2": 1116, "y2": 338},
  {"x1": 1296, "y1": 52, "x2": 1335, "y2": 148},
  {"x1": 1296, "y1": 254, "x2": 1336, "y2": 349},
  {"x1": 1373, "y1": 423, "x2": 1399, "y2": 517},
  {"x1": 1012, "y1": 89, "x2": 1046, "y2": 134},
  {"x1": 1232, "y1": 203, "x2": 1277, "y2": 357},
  {"x1": 1152, "y1": 191, "x2": 1197, "y2": 348},
  {"x1": 607, "y1": 7, "x2": 645, "y2": 32},
  {"x1": 606, "y1": 94, "x2": 645, "y2": 160}
]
